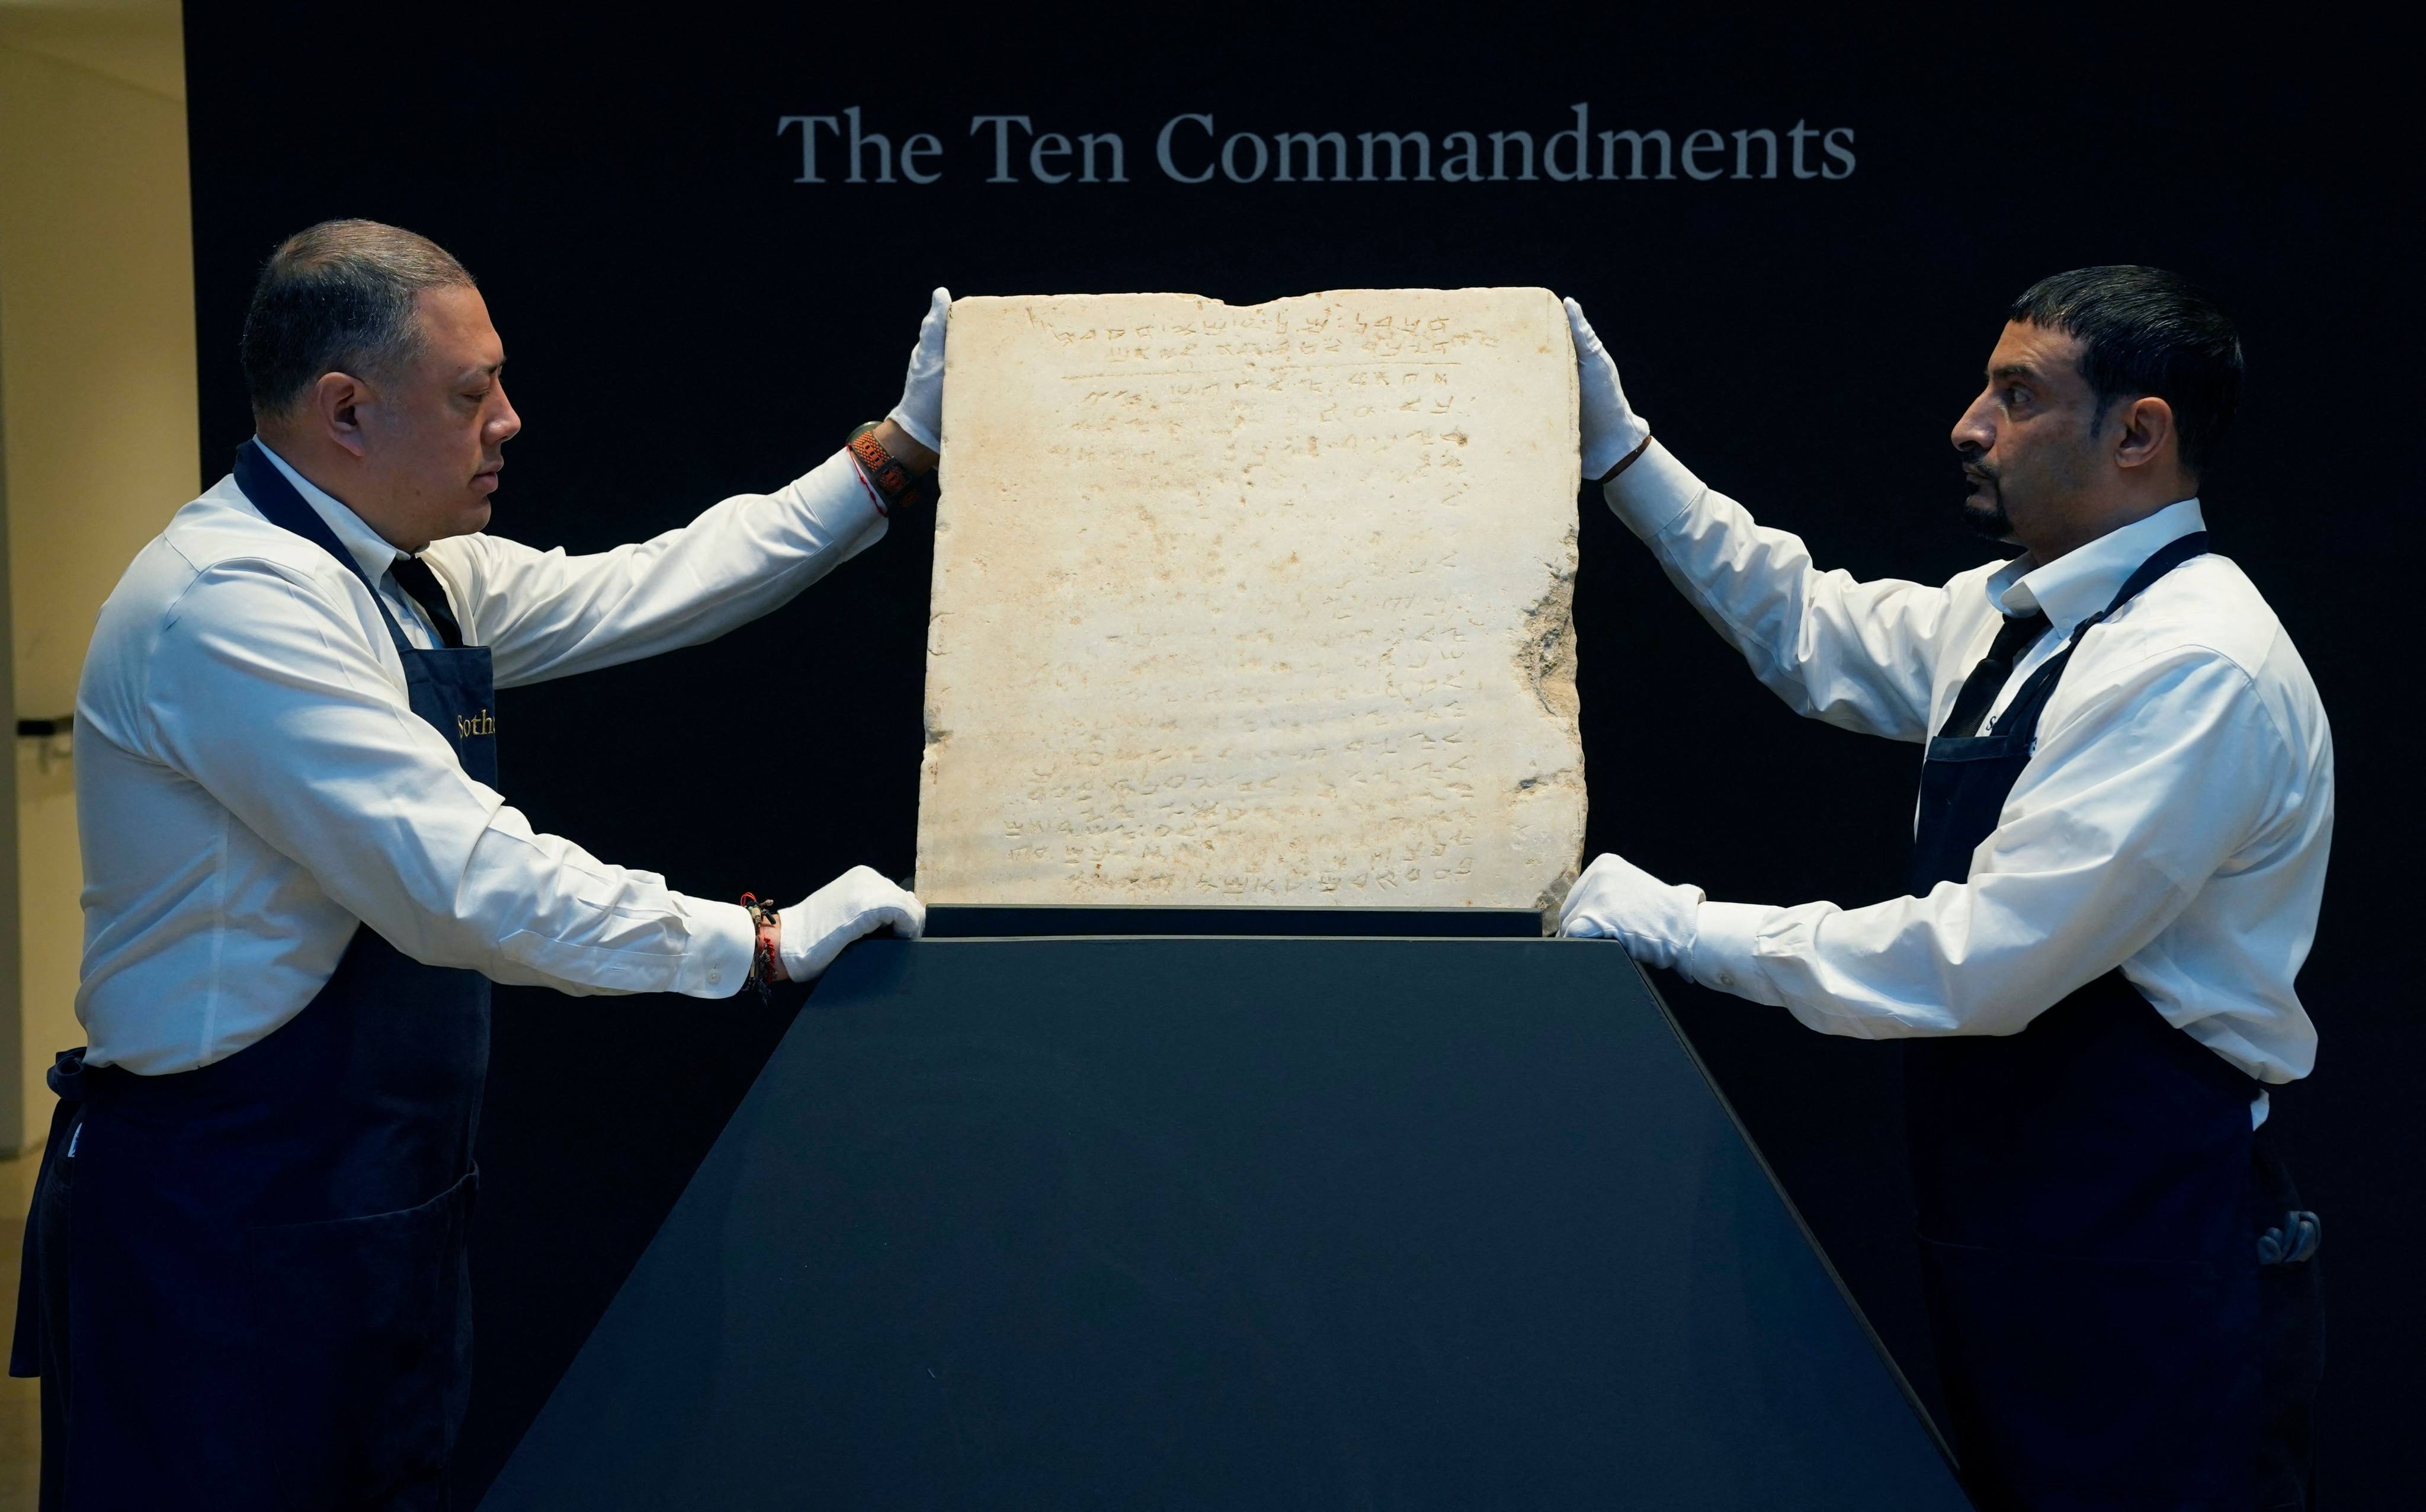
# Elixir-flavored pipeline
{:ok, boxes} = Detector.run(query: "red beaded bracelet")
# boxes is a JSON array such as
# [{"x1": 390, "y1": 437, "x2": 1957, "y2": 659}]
[
  {"x1": 844, "y1": 422, "x2": 936, "y2": 515},
  {"x1": 739, "y1": 892, "x2": 784, "y2": 1002}
]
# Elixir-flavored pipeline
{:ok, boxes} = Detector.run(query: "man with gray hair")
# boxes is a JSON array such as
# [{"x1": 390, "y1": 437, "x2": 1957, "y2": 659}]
[{"x1": 11, "y1": 219, "x2": 953, "y2": 1508}]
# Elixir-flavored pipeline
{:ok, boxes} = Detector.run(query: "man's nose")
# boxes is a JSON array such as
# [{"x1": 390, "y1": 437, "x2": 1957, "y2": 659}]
[
  {"x1": 1951, "y1": 389, "x2": 1995, "y2": 454},
  {"x1": 489, "y1": 383, "x2": 523, "y2": 446}
]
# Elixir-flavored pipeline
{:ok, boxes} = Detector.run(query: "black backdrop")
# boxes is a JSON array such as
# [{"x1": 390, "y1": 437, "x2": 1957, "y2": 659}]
[{"x1": 180, "y1": 6, "x2": 2410, "y2": 1504}]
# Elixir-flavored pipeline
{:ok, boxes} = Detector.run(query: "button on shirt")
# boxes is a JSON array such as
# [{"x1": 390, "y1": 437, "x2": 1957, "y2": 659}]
[
  {"x1": 1602, "y1": 442, "x2": 2331, "y2": 1090},
  {"x1": 76, "y1": 441, "x2": 887, "y2": 1074}
]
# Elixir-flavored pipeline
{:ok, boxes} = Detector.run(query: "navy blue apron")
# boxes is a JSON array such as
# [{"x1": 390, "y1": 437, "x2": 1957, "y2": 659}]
[
  {"x1": 10, "y1": 441, "x2": 499, "y2": 1509},
  {"x1": 1904, "y1": 532, "x2": 2314, "y2": 1511}
]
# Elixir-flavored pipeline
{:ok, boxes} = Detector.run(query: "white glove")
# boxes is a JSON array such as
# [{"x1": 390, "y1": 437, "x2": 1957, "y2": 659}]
[
  {"x1": 1563, "y1": 297, "x2": 1651, "y2": 479},
  {"x1": 780, "y1": 865, "x2": 926, "y2": 982},
  {"x1": 1556, "y1": 851, "x2": 1703, "y2": 970},
  {"x1": 884, "y1": 287, "x2": 949, "y2": 451}
]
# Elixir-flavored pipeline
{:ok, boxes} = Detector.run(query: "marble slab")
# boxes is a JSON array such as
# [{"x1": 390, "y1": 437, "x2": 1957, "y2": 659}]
[{"x1": 917, "y1": 289, "x2": 1584, "y2": 911}]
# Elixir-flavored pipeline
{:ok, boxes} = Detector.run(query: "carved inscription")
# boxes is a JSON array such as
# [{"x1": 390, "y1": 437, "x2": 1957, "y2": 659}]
[{"x1": 918, "y1": 288, "x2": 1584, "y2": 910}]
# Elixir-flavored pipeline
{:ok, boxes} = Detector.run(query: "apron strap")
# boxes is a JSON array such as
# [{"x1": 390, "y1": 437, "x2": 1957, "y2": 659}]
[
  {"x1": 2103, "y1": 530, "x2": 2211, "y2": 614},
  {"x1": 1978, "y1": 528, "x2": 2215, "y2": 745},
  {"x1": 2027, "y1": 530, "x2": 2214, "y2": 683},
  {"x1": 231, "y1": 441, "x2": 424, "y2": 659},
  {"x1": 1912, "y1": 528, "x2": 2216, "y2": 888}
]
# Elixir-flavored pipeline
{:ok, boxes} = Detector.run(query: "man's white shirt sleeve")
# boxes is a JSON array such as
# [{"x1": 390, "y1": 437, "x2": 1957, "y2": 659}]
[
  {"x1": 1601, "y1": 441, "x2": 1952, "y2": 744},
  {"x1": 1597, "y1": 443, "x2": 2330, "y2": 1088},
  {"x1": 137, "y1": 554, "x2": 752, "y2": 996},
  {"x1": 425, "y1": 450, "x2": 887, "y2": 686},
  {"x1": 75, "y1": 449, "x2": 888, "y2": 1073}
]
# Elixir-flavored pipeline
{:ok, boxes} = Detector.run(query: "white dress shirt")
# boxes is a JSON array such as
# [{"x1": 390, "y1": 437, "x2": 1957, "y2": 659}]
[
  {"x1": 1603, "y1": 442, "x2": 2331, "y2": 1098},
  {"x1": 75, "y1": 441, "x2": 888, "y2": 1075}
]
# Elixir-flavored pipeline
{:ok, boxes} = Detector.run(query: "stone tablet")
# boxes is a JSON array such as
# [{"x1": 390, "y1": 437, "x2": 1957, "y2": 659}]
[{"x1": 918, "y1": 289, "x2": 1584, "y2": 911}]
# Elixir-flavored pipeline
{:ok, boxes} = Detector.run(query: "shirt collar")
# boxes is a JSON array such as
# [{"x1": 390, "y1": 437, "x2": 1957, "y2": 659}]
[
  {"x1": 1986, "y1": 497, "x2": 2207, "y2": 634},
  {"x1": 249, "y1": 438, "x2": 410, "y2": 584}
]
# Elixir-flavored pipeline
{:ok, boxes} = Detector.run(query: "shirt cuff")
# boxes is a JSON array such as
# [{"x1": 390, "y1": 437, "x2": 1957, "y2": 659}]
[
  {"x1": 1680, "y1": 899, "x2": 1787, "y2": 1005},
  {"x1": 1598, "y1": 439, "x2": 1702, "y2": 542},
  {"x1": 671, "y1": 899, "x2": 759, "y2": 999},
  {"x1": 795, "y1": 448, "x2": 893, "y2": 561}
]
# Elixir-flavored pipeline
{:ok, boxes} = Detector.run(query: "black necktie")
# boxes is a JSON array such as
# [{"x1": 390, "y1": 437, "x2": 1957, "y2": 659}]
[
  {"x1": 387, "y1": 555, "x2": 464, "y2": 649},
  {"x1": 1937, "y1": 610, "x2": 2050, "y2": 738}
]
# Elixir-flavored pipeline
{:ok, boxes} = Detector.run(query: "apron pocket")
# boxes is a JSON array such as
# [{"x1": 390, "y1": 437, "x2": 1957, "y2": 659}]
[
  {"x1": 1920, "y1": 1235, "x2": 2257, "y2": 1508},
  {"x1": 243, "y1": 1166, "x2": 477, "y2": 1510}
]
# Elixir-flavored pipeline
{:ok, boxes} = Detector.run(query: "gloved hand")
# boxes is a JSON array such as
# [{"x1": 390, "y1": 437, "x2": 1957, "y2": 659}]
[
  {"x1": 780, "y1": 865, "x2": 926, "y2": 982},
  {"x1": 1563, "y1": 297, "x2": 1652, "y2": 479},
  {"x1": 1556, "y1": 851, "x2": 1703, "y2": 970},
  {"x1": 885, "y1": 287, "x2": 950, "y2": 453}
]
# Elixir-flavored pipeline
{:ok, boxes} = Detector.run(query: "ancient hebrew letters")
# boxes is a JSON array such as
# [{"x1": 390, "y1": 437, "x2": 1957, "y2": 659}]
[{"x1": 918, "y1": 288, "x2": 1584, "y2": 910}]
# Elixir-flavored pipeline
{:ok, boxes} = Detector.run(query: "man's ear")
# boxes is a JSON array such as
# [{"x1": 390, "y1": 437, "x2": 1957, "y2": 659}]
[
  {"x1": 2110, "y1": 394, "x2": 2177, "y2": 473},
  {"x1": 309, "y1": 370, "x2": 373, "y2": 459}
]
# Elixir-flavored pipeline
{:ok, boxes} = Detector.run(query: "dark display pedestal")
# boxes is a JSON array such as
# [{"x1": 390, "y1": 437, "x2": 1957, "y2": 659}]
[{"x1": 479, "y1": 932, "x2": 1964, "y2": 1510}]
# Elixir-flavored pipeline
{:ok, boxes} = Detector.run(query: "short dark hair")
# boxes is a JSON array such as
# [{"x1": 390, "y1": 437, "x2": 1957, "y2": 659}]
[
  {"x1": 239, "y1": 219, "x2": 475, "y2": 419},
  {"x1": 2007, "y1": 265, "x2": 2242, "y2": 478}
]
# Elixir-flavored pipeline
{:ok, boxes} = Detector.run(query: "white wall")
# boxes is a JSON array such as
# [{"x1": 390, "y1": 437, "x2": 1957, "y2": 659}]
[{"x1": 0, "y1": 0, "x2": 194, "y2": 1150}]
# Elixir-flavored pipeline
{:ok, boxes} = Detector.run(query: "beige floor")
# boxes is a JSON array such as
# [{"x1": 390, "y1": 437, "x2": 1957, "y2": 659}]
[{"x1": 0, "y1": 1149, "x2": 44, "y2": 1508}]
